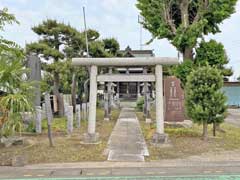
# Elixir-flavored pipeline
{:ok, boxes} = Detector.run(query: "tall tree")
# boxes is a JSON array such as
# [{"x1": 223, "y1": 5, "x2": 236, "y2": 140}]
[
  {"x1": 136, "y1": 0, "x2": 237, "y2": 60},
  {"x1": 26, "y1": 19, "x2": 81, "y2": 116},
  {"x1": 173, "y1": 39, "x2": 232, "y2": 87}
]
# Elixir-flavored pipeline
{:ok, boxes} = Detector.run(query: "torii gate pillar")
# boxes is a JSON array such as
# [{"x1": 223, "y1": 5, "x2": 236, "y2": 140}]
[
  {"x1": 72, "y1": 57, "x2": 178, "y2": 144},
  {"x1": 153, "y1": 64, "x2": 168, "y2": 144},
  {"x1": 84, "y1": 65, "x2": 99, "y2": 143}
]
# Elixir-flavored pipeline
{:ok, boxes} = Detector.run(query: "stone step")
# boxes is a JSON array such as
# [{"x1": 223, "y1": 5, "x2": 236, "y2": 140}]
[{"x1": 108, "y1": 150, "x2": 144, "y2": 162}]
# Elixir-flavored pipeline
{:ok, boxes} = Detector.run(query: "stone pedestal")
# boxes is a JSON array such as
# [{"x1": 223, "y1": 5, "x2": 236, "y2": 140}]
[
  {"x1": 152, "y1": 133, "x2": 169, "y2": 144},
  {"x1": 82, "y1": 133, "x2": 100, "y2": 144}
]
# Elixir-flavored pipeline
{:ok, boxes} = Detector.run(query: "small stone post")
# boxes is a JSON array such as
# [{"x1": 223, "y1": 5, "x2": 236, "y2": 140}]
[
  {"x1": 108, "y1": 68, "x2": 113, "y2": 113},
  {"x1": 64, "y1": 103, "x2": 69, "y2": 116},
  {"x1": 41, "y1": 103, "x2": 46, "y2": 120},
  {"x1": 82, "y1": 103, "x2": 87, "y2": 120},
  {"x1": 44, "y1": 93, "x2": 54, "y2": 147},
  {"x1": 143, "y1": 68, "x2": 148, "y2": 116},
  {"x1": 104, "y1": 92, "x2": 110, "y2": 121},
  {"x1": 146, "y1": 93, "x2": 152, "y2": 123},
  {"x1": 67, "y1": 105, "x2": 73, "y2": 134},
  {"x1": 137, "y1": 82, "x2": 141, "y2": 98},
  {"x1": 35, "y1": 106, "x2": 42, "y2": 133},
  {"x1": 76, "y1": 104, "x2": 81, "y2": 128}
]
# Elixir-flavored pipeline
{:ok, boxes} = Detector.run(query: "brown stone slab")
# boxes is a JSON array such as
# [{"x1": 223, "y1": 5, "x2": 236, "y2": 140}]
[{"x1": 164, "y1": 76, "x2": 185, "y2": 122}]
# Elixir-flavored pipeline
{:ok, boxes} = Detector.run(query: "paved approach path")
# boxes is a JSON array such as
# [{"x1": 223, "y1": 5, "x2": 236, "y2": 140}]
[{"x1": 107, "y1": 108, "x2": 149, "y2": 162}]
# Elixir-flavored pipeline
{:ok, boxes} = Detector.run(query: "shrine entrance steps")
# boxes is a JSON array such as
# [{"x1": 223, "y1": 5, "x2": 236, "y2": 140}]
[{"x1": 107, "y1": 108, "x2": 149, "y2": 162}]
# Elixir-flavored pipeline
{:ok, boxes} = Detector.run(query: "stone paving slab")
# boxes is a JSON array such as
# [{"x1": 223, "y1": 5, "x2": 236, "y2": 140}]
[{"x1": 107, "y1": 108, "x2": 149, "y2": 162}]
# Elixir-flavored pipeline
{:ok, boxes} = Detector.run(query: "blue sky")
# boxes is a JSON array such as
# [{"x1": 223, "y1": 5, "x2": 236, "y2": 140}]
[{"x1": 1, "y1": 0, "x2": 239, "y2": 80}]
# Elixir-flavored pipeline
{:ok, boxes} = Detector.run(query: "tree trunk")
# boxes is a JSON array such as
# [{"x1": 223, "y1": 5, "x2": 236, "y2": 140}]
[
  {"x1": 53, "y1": 72, "x2": 64, "y2": 117},
  {"x1": 71, "y1": 72, "x2": 77, "y2": 113},
  {"x1": 202, "y1": 121, "x2": 208, "y2": 141},
  {"x1": 213, "y1": 122, "x2": 216, "y2": 137},
  {"x1": 183, "y1": 47, "x2": 193, "y2": 60},
  {"x1": 180, "y1": 0, "x2": 189, "y2": 28}
]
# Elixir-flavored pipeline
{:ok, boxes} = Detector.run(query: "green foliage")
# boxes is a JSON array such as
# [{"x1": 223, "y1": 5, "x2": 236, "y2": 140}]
[
  {"x1": 172, "y1": 40, "x2": 232, "y2": 87},
  {"x1": 0, "y1": 8, "x2": 19, "y2": 31},
  {"x1": 195, "y1": 40, "x2": 233, "y2": 77},
  {"x1": 0, "y1": 10, "x2": 34, "y2": 136},
  {"x1": 103, "y1": 38, "x2": 120, "y2": 56},
  {"x1": 136, "y1": 0, "x2": 237, "y2": 57},
  {"x1": 27, "y1": 19, "x2": 120, "y2": 100},
  {"x1": 1, "y1": 114, "x2": 23, "y2": 136},
  {"x1": 172, "y1": 60, "x2": 194, "y2": 88},
  {"x1": 185, "y1": 66, "x2": 227, "y2": 126},
  {"x1": 89, "y1": 40, "x2": 109, "y2": 57},
  {"x1": 42, "y1": 118, "x2": 67, "y2": 132},
  {"x1": 136, "y1": 97, "x2": 144, "y2": 111}
]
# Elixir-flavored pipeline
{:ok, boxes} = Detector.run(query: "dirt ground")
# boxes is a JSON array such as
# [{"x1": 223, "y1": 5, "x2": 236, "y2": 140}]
[
  {"x1": 0, "y1": 109, "x2": 120, "y2": 165},
  {"x1": 1, "y1": 108, "x2": 240, "y2": 165},
  {"x1": 136, "y1": 111, "x2": 240, "y2": 161}
]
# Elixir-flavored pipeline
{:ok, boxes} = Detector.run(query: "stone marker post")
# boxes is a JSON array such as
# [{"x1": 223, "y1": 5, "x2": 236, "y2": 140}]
[
  {"x1": 35, "y1": 106, "x2": 42, "y2": 133},
  {"x1": 104, "y1": 92, "x2": 110, "y2": 121},
  {"x1": 76, "y1": 104, "x2": 81, "y2": 128},
  {"x1": 67, "y1": 106, "x2": 73, "y2": 134},
  {"x1": 82, "y1": 103, "x2": 87, "y2": 120},
  {"x1": 27, "y1": 55, "x2": 41, "y2": 107},
  {"x1": 145, "y1": 93, "x2": 151, "y2": 123},
  {"x1": 41, "y1": 103, "x2": 46, "y2": 120},
  {"x1": 44, "y1": 93, "x2": 54, "y2": 147}
]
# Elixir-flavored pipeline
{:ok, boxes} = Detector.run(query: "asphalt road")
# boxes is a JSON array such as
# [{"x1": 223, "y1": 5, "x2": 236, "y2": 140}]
[{"x1": 1, "y1": 163, "x2": 240, "y2": 179}]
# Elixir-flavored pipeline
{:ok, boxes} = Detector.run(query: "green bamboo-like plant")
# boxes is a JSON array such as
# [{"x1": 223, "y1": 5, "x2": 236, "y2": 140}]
[{"x1": 0, "y1": 8, "x2": 34, "y2": 136}]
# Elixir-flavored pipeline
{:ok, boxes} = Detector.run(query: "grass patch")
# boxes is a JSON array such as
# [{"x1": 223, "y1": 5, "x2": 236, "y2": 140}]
[
  {"x1": 136, "y1": 111, "x2": 240, "y2": 161},
  {"x1": 0, "y1": 108, "x2": 120, "y2": 165}
]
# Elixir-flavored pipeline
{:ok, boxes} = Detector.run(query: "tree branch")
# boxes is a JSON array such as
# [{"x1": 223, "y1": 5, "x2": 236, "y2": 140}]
[
  {"x1": 193, "y1": 0, "x2": 209, "y2": 24},
  {"x1": 163, "y1": 1, "x2": 177, "y2": 34}
]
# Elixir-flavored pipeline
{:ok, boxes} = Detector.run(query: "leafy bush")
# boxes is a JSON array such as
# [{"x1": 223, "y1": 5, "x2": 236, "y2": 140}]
[
  {"x1": 185, "y1": 66, "x2": 227, "y2": 140},
  {"x1": 136, "y1": 97, "x2": 144, "y2": 111}
]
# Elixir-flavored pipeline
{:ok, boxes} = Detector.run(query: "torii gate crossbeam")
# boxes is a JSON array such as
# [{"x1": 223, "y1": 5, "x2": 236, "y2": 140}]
[{"x1": 72, "y1": 57, "x2": 179, "y2": 144}]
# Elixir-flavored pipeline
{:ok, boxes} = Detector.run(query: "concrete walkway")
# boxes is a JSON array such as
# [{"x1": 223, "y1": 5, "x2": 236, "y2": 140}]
[{"x1": 107, "y1": 108, "x2": 149, "y2": 162}]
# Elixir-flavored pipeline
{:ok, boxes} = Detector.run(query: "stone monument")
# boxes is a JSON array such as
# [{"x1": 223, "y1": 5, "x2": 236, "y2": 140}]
[{"x1": 164, "y1": 76, "x2": 185, "y2": 122}]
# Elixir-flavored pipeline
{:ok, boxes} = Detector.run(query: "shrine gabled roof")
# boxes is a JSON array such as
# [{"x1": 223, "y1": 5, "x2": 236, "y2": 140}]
[{"x1": 119, "y1": 46, "x2": 154, "y2": 58}]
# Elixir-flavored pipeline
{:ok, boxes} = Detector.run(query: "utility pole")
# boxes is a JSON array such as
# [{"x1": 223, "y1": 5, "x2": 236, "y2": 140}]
[
  {"x1": 83, "y1": 6, "x2": 89, "y2": 57},
  {"x1": 138, "y1": 15, "x2": 143, "y2": 50}
]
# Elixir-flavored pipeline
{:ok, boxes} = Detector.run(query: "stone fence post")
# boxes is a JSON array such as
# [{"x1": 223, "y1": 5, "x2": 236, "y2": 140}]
[
  {"x1": 76, "y1": 104, "x2": 81, "y2": 128},
  {"x1": 67, "y1": 106, "x2": 73, "y2": 134}
]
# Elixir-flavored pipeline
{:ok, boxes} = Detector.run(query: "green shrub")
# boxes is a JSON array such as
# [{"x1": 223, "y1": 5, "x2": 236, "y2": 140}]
[
  {"x1": 185, "y1": 66, "x2": 227, "y2": 140},
  {"x1": 136, "y1": 97, "x2": 144, "y2": 111}
]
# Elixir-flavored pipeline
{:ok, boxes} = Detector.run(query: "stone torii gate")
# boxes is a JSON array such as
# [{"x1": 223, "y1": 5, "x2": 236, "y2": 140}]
[{"x1": 72, "y1": 57, "x2": 178, "y2": 144}]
